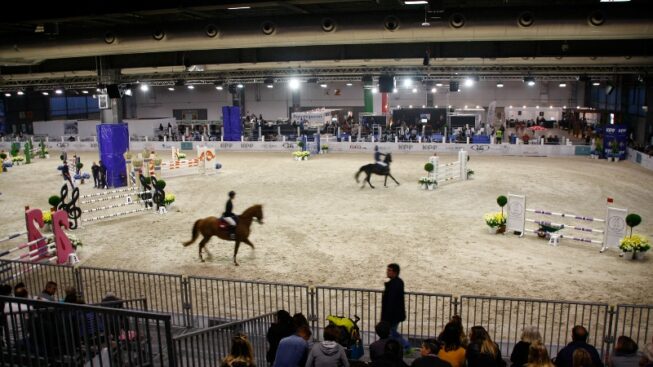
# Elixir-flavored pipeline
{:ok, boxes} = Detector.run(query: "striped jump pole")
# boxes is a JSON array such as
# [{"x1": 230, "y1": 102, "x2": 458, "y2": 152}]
[
  {"x1": 0, "y1": 231, "x2": 28, "y2": 243},
  {"x1": 507, "y1": 193, "x2": 627, "y2": 253},
  {"x1": 0, "y1": 234, "x2": 54, "y2": 258},
  {"x1": 81, "y1": 206, "x2": 153, "y2": 223}
]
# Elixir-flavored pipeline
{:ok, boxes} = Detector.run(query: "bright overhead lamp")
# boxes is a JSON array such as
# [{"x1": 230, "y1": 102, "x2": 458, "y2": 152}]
[
  {"x1": 409, "y1": 105, "x2": 413, "y2": 108},
  {"x1": 392, "y1": 88, "x2": 398, "y2": 93},
  {"x1": 124, "y1": 89, "x2": 132, "y2": 96},
  {"x1": 4, "y1": 93, "x2": 10, "y2": 97},
  {"x1": 404, "y1": 0, "x2": 428, "y2": 4},
  {"x1": 403, "y1": 78, "x2": 413, "y2": 88},
  {"x1": 599, "y1": 0, "x2": 630, "y2": 2},
  {"x1": 523, "y1": 105, "x2": 527, "y2": 108},
  {"x1": 592, "y1": 82, "x2": 601, "y2": 86},
  {"x1": 372, "y1": 87, "x2": 378, "y2": 93},
  {"x1": 42, "y1": 91, "x2": 49, "y2": 96},
  {"x1": 509, "y1": 105, "x2": 513, "y2": 108},
  {"x1": 168, "y1": 87, "x2": 175, "y2": 91},
  {"x1": 140, "y1": 84, "x2": 149, "y2": 92},
  {"x1": 524, "y1": 76, "x2": 535, "y2": 86},
  {"x1": 346, "y1": 82, "x2": 353, "y2": 87},
  {"x1": 216, "y1": 85, "x2": 223, "y2": 90},
  {"x1": 464, "y1": 105, "x2": 468, "y2": 109},
  {"x1": 496, "y1": 82, "x2": 504, "y2": 88},
  {"x1": 476, "y1": 105, "x2": 480, "y2": 108},
  {"x1": 289, "y1": 78, "x2": 300, "y2": 90},
  {"x1": 320, "y1": 83, "x2": 328, "y2": 88},
  {"x1": 536, "y1": 105, "x2": 540, "y2": 109},
  {"x1": 422, "y1": 105, "x2": 426, "y2": 108},
  {"x1": 412, "y1": 88, "x2": 417, "y2": 93},
  {"x1": 228, "y1": 6, "x2": 251, "y2": 10},
  {"x1": 55, "y1": 89, "x2": 63, "y2": 95},
  {"x1": 266, "y1": 84, "x2": 274, "y2": 89},
  {"x1": 464, "y1": 78, "x2": 474, "y2": 87},
  {"x1": 81, "y1": 90, "x2": 88, "y2": 94},
  {"x1": 563, "y1": 105, "x2": 567, "y2": 108},
  {"x1": 559, "y1": 83, "x2": 567, "y2": 87},
  {"x1": 187, "y1": 85, "x2": 195, "y2": 90},
  {"x1": 236, "y1": 83, "x2": 244, "y2": 89},
  {"x1": 431, "y1": 88, "x2": 436, "y2": 93},
  {"x1": 17, "y1": 91, "x2": 24, "y2": 96},
  {"x1": 435, "y1": 83, "x2": 443, "y2": 87}
]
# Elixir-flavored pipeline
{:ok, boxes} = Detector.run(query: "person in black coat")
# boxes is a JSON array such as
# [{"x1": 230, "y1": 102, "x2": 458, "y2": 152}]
[
  {"x1": 381, "y1": 263, "x2": 410, "y2": 351},
  {"x1": 98, "y1": 160, "x2": 107, "y2": 189},
  {"x1": 510, "y1": 326, "x2": 541, "y2": 367},
  {"x1": 554, "y1": 325, "x2": 604, "y2": 367},
  {"x1": 265, "y1": 309, "x2": 295, "y2": 365},
  {"x1": 91, "y1": 162, "x2": 100, "y2": 188}
]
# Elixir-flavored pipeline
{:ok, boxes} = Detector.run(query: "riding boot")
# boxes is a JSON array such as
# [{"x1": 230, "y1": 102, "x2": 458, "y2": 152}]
[{"x1": 229, "y1": 227, "x2": 236, "y2": 240}]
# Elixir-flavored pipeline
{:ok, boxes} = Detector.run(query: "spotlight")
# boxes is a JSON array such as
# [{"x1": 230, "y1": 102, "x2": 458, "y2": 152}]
[
  {"x1": 168, "y1": 87, "x2": 175, "y2": 91},
  {"x1": 524, "y1": 76, "x2": 535, "y2": 86},
  {"x1": 81, "y1": 90, "x2": 88, "y2": 94},
  {"x1": 409, "y1": 105, "x2": 413, "y2": 108},
  {"x1": 464, "y1": 78, "x2": 474, "y2": 87},
  {"x1": 346, "y1": 82, "x2": 353, "y2": 87},
  {"x1": 496, "y1": 82, "x2": 504, "y2": 88},
  {"x1": 392, "y1": 88, "x2": 398, "y2": 93},
  {"x1": 289, "y1": 78, "x2": 300, "y2": 90},
  {"x1": 42, "y1": 91, "x2": 49, "y2": 96},
  {"x1": 187, "y1": 85, "x2": 194, "y2": 90},
  {"x1": 124, "y1": 89, "x2": 132, "y2": 96},
  {"x1": 431, "y1": 88, "x2": 436, "y2": 93},
  {"x1": 17, "y1": 91, "x2": 24, "y2": 95},
  {"x1": 55, "y1": 89, "x2": 63, "y2": 95},
  {"x1": 509, "y1": 105, "x2": 513, "y2": 108},
  {"x1": 320, "y1": 83, "x2": 328, "y2": 88},
  {"x1": 140, "y1": 84, "x2": 149, "y2": 92},
  {"x1": 592, "y1": 82, "x2": 600, "y2": 86},
  {"x1": 216, "y1": 85, "x2": 223, "y2": 90},
  {"x1": 372, "y1": 88, "x2": 378, "y2": 93},
  {"x1": 422, "y1": 105, "x2": 426, "y2": 108},
  {"x1": 559, "y1": 83, "x2": 567, "y2": 88},
  {"x1": 403, "y1": 78, "x2": 413, "y2": 88},
  {"x1": 4, "y1": 92, "x2": 10, "y2": 97},
  {"x1": 435, "y1": 83, "x2": 443, "y2": 87},
  {"x1": 266, "y1": 85, "x2": 274, "y2": 89},
  {"x1": 237, "y1": 83, "x2": 244, "y2": 89},
  {"x1": 412, "y1": 88, "x2": 417, "y2": 93}
]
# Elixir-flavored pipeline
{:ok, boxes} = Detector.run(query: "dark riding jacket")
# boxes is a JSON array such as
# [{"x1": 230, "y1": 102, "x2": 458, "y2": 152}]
[
  {"x1": 223, "y1": 199, "x2": 237, "y2": 221},
  {"x1": 374, "y1": 151, "x2": 385, "y2": 163}
]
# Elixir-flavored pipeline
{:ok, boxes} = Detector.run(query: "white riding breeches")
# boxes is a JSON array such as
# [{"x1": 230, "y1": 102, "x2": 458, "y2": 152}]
[
  {"x1": 223, "y1": 217, "x2": 236, "y2": 226},
  {"x1": 376, "y1": 161, "x2": 387, "y2": 167}
]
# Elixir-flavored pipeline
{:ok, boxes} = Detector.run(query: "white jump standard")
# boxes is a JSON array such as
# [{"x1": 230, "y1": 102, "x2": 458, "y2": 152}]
[{"x1": 506, "y1": 194, "x2": 627, "y2": 253}]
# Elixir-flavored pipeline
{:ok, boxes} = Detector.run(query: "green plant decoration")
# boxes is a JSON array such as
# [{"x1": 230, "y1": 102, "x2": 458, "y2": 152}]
[{"x1": 626, "y1": 213, "x2": 642, "y2": 237}]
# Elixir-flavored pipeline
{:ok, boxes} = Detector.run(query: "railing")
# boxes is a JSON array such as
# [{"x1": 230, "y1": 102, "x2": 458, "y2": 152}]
[
  {"x1": 460, "y1": 295, "x2": 610, "y2": 358},
  {"x1": 173, "y1": 312, "x2": 275, "y2": 367},
  {"x1": 1, "y1": 258, "x2": 651, "y2": 365},
  {"x1": 187, "y1": 276, "x2": 309, "y2": 328},
  {"x1": 0, "y1": 295, "x2": 174, "y2": 367}
]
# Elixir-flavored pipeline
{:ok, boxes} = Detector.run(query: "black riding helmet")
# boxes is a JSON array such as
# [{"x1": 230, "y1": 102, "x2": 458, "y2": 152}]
[{"x1": 228, "y1": 191, "x2": 236, "y2": 198}]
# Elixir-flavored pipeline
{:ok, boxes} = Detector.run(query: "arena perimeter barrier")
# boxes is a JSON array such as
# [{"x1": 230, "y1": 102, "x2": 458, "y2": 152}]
[{"x1": 0, "y1": 258, "x2": 649, "y2": 361}]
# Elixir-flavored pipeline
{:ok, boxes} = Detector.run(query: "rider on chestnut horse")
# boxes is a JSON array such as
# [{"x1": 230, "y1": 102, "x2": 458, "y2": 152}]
[{"x1": 222, "y1": 191, "x2": 238, "y2": 239}]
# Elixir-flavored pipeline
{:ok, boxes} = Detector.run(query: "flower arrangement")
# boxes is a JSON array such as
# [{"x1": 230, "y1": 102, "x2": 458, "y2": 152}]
[
  {"x1": 418, "y1": 177, "x2": 437, "y2": 185},
  {"x1": 12, "y1": 155, "x2": 25, "y2": 163},
  {"x1": 42, "y1": 211, "x2": 53, "y2": 224},
  {"x1": 321, "y1": 145, "x2": 329, "y2": 151},
  {"x1": 619, "y1": 235, "x2": 650, "y2": 253},
  {"x1": 177, "y1": 152, "x2": 187, "y2": 159},
  {"x1": 69, "y1": 235, "x2": 83, "y2": 249},
  {"x1": 484, "y1": 212, "x2": 507, "y2": 228},
  {"x1": 164, "y1": 193, "x2": 176, "y2": 206},
  {"x1": 292, "y1": 151, "x2": 310, "y2": 160}
]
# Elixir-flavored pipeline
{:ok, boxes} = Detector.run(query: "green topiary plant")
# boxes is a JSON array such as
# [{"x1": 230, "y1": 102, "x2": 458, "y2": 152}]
[
  {"x1": 155, "y1": 179, "x2": 166, "y2": 190},
  {"x1": 424, "y1": 162, "x2": 434, "y2": 172},
  {"x1": 48, "y1": 195, "x2": 61, "y2": 208},
  {"x1": 297, "y1": 141, "x2": 305, "y2": 149},
  {"x1": 497, "y1": 195, "x2": 508, "y2": 217},
  {"x1": 0, "y1": 153, "x2": 6, "y2": 160},
  {"x1": 626, "y1": 213, "x2": 642, "y2": 237}
]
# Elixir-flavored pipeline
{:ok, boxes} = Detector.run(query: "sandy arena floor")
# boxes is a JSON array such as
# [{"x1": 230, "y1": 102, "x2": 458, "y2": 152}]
[{"x1": 0, "y1": 151, "x2": 651, "y2": 305}]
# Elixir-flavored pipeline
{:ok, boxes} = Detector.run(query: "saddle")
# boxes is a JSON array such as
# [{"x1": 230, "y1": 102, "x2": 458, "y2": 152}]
[{"x1": 217, "y1": 218, "x2": 230, "y2": 229}]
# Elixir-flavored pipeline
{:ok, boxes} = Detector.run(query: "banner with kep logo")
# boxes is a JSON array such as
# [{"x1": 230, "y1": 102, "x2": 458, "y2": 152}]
[{"x1": 603, "y1": 124, "x2": 628, "y2": 160}]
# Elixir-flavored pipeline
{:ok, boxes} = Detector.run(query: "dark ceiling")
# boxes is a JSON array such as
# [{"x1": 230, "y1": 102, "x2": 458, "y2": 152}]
[{"x1": 0, "y1": 0, "x2": 652, "y2": 89}]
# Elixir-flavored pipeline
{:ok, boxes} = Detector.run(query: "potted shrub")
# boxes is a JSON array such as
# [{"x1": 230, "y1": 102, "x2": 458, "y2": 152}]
[
  {"x1": 484, "y1": 195, "x2": 508, "y2": 234},
  {"x1": 142, "y1": 150, "x2": 151, "y2": 159},
  {"x1": 321, "y1": 145, "x2": 329, "y2": 153},
  {"x1": 594, "y1": 139, "x2": 603, "y2": 159},
  {"x1": 48, "y1": 195, "x2": 61, "y2": 210},
  {"x1": 297, "y1": 141, "x2": 305, "y2": 150},
  {"x1": 124, "y1": 152, "x2": 133, "y2": 160},
  {"x1": 426, "y1": 177, "x2": 437, "y2": 190},
  {"x1": 154, "y1": 179, "x2": 166, "y2": 190},
  {"x1": 619, "y1": 214, "x2": 648, "y2": 259},
  {"x1": 424, "y1": 162, "x2": 434, "y2": 174},
  {"x1": 164, "y1": 193, "x2": 176, "y2": 208},
  {"x1": 418, "y1": 177, "x2": 429, "y2": 189},
  {"x1": 610, "y1": 140, "x2": 619, "y2": 162}
]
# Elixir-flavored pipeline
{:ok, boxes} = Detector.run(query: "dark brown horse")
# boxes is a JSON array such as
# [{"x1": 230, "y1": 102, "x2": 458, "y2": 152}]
[
  {"x1": 182, "y1": 204, "x2": 264, "y2": 265},
  {"x1": 354, "y1": 153, "x2": 400, "y2": 189}
]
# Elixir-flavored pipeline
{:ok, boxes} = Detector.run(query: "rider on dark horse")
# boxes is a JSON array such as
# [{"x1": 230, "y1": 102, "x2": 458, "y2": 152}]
[
  {"x1": 374, "y1": 146, "x2": 388, "y2": 173},
  {"x1": 222, "y1": 191, "x2": 238, "y2": 239}
]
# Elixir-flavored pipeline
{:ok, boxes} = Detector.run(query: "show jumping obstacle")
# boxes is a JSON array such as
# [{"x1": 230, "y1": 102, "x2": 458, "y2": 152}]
[
  {"x1": 0, "y1": 208, "x2": 76, "y2": 280},
  {"x1": 506, "y1": 194, "x2": 627, "y2": 252},
  {"x1": 156, "y1": 146, "x2": 216, "y2": 178},
  {"x1": 428, "y1": 150, "x2": 468, "y2": 185}
]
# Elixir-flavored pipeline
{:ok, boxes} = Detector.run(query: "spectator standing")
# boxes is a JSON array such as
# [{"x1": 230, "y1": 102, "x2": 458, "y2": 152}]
[
  {"x1": 273, "y1": 325, "x2": 312, "y2": 367},
  {"x1": 91, "y1": 162, "x2": 100, "y2": 188},
  {"x1": 305, "y1": 324, "x2": 349, "y2": 367},
  {"x1": 371, "y1": 339, "x2": 409, "y2": 367},
  {"x1": 381, "y1": 263, "x2": 410, "y2": 351},
  {"x1": 370, "y1": 321, "x2": 392, "y2": 363},
  {"x1": 221, "y1": 334, "x2": 256, "y2": 367},
  {"x1": 99, "y1": 160, "x2": 107, "y2": 189},
  {"x1": 266, "y1": 310, "x2": 295, "y2": 365},
  {"x1": 572, "y1": 349, "x2": 593, "y2": 367},
  {"x1": 554, "y1": 326, "x2": 604, "y2": 367},
  {"x1": 511, "y1": 326, "x2": 542, "y2": 367}
]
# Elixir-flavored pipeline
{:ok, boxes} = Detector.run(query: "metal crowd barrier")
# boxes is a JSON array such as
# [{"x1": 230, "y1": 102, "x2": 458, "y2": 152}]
[
  {"x1": 1, "y1": 259, "x2": 651, "y2": 366},
  {"x1": 173, "y1": 312, "x2": 275, "y2": 367},
  {"x1": 0, "y1": 295, "x2": 174, "y2": 366}
]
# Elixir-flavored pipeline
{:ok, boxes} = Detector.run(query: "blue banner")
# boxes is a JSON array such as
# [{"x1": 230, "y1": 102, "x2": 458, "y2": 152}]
[{"x1": 603, "y1": 124, "x2": 628, "y2": 160}]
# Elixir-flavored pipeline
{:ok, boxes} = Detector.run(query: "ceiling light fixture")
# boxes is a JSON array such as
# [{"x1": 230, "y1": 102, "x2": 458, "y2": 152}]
[
  {"x1": 559, "y1": 83, "x2": 567, "y2": 87},
  {"x1": 55, "y1": 89, "x2": 63, "y2": 95},
  {"x1": 431, "y1": 88, "x2": 436, "y2": 93},
  {"x1": 124, "y1": 89, "x2": 132, "y2": 96},
  {"x1": 403, "y1": 78, "x2": 413, "y2": 88},
  {"x1": 17, "y1": 91, "x2": 24, "y2": 96},
  {"x1": 140, "y1": 84, "x2": 149, "y2": 92},
  {"x1": 392, "y1": 88, "x2": 398, "y2": 93},
  {"x1": 496, "y1": 82, "x2": 504, "y2": 88},
  {"x1": 412, "y1": 88, "x2": 417, "y2": 93},
  {"x1": 289, "y1": 78, "x2": 300, "y2": 90},
  {"x1": 216, "y1": 86, "x2": 223, "y2": 90},
  {"x1": 42, "y1": 91, "x2": 49, "y2": 96},
  {"x1": 372, "y1": 87, "x2": 378, "y2": 93},
  {"x1": 435, "y1": 83, "x2": 443, "y2": 87},
  {"x1": 346, "y1": 82, "x2": 353, "y2": 87},
  {"x1": 524, "y1": 76, "x2": 536, "y2": 86},
  {"x1": 404, "y1": 0, "x2": 428, "y2": 4},
  {"x1": 592, "y1": 82, "x2": 601, "y2": 86},
  {"x1": 320, "y1": 83, "x2": 328, "y2": 88},
  {"x1": 228, "y1": 6, "x2": 251, "y2": 10},
  {"x1": 4, "y1": 93, "x2": 10, "y2": 97},
  {"x1": 168, "y1": 87, "x2": 175, "y2": 91},
  {"x1": 237, "y1": 84, "x2": 244, "y2": 89},
  {"x1": 81, "y1": 90, "x2": 88, "y2": 94},
  {"x1": 187, "y1": 85, "x2": 194, "y2": 90},
  {"x1": 267, "y1": 84, "x2": 274, "y2": 89}
]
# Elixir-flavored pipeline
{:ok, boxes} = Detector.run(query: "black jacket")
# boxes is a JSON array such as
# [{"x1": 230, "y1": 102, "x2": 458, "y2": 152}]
[
  {"x1": 411, "y1": 355, "x2": 452, "y2": 367},
  {"x1": 510, "y1": 341, "x2": 530, "y2": 367},
  {"x1": 554, "y1": 341, "x2": 604, "y2": 367},
  {"x1": 381, "y1": 277, "x2": 406, "y2": 324}
]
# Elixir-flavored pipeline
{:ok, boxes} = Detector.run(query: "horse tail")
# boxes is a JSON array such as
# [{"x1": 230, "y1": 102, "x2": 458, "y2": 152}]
[
  {"x1": 182, "y1": 220, "x2": 201, "y2": 247},
  {"x1": 355, "y1": 167, "x2": 364, "y2": 183}
]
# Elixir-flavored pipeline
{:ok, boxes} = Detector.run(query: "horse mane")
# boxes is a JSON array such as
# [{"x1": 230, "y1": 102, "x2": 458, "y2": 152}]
[{"x1": 241, "y1": 204, "x2": 263, "y2": 218}]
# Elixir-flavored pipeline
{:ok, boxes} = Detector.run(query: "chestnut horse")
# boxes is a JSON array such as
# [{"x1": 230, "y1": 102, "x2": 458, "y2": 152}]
[{"x1": 182, "y1": 204, "x2": 264, "y2": 265}]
